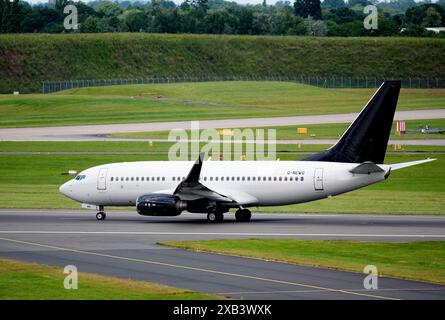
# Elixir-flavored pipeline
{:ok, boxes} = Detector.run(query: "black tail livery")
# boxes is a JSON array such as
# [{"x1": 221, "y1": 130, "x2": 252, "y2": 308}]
[{"x1": 303, "y1": 80, "x2": 401, "y2": 164}]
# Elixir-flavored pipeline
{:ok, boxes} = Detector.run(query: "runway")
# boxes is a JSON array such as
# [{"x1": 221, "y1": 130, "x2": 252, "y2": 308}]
[
  {"x1": 1, "y1": 109, "x2": 444, "y2": 141},
  {"x1": 0, "y1": 210, "x2": 444, "y2": 300}
]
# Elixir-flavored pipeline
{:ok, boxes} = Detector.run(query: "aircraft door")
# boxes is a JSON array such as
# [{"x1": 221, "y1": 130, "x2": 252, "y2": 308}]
[
  {"x1": 97, "y1": 168, "x2": 108, "y2": 190},
  {"x1": 314, "y1": 168, "x2": 324, "y2": 191}
]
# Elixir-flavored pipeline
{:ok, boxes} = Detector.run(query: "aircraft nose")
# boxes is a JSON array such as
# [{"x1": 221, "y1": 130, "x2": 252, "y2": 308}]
[{"x1": 59, "y1": 181, "x2": 71, "y2": 196}]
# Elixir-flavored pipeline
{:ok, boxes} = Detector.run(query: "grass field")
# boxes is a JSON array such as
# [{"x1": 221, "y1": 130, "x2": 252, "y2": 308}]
[
  {"x1": 0, "y1": 142, "x2": 442, "y2": 214},
  {"x1": 1, "y1": 34, "x2": 444, "y2": 93},
  {"x1": 111, "y1": 118, "x2": 445, "y2": 141},
  {"x1": 0, "y1": 258, "x2": 218, "y2": 299},
  {"x1": 1, "y1": 82, "x2": 444, "y2": 128},
  {"x1": 160, "y1": 240, "x2": 445, "y2": 285}
]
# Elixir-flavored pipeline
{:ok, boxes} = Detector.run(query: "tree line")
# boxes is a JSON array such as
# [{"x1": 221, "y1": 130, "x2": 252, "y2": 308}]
[{"x1": 0, "y1": 0, "x2": 444, "y2": 37}]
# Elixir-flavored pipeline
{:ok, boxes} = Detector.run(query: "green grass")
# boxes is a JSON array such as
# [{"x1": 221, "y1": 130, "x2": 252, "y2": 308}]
[
  {"x1": 0, "y1": 141, "x2": 444, "y2": 153},
  {"x1": 160, "y1": 240, "x2": 445, "y2": 285},
  {"x1": 1, "y1": 82, "x2": 444, "y2": 128},
  {"x1": 0, "y1": 258, "x2": 219, "y2": 299},
  {"x1": 111, "y1": 118, "x2": 445, "y2": 141},
  {"x1": 0, "y1": 147, "x2": 443, "y2": 214},
  {"x1": 1, "y1": 34, "x2": 444, "y2": 93}
]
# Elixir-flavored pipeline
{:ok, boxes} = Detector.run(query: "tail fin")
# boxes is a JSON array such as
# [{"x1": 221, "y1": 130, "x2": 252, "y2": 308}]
[{"x1": 302, "y1": 80, "x2": 401, "y2": 164}]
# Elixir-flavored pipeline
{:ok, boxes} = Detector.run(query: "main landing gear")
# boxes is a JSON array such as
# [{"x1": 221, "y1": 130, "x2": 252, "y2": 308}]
[
  {"x1": 96, "y1": 206, "x2": 106, "y2": 221},
  {"x1": 207, "y1": 212, "x2": 224, "y2": 223},
  {"x1": 235, "y1": 208, "x2": 251, "y2": 222}
]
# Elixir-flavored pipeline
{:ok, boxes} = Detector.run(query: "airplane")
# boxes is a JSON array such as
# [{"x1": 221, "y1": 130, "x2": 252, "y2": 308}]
[
  {"x1": 406, "y1": 125, "x2": 445, "y2": 134},
  {"x1": 59, "y1": 80, "x2": 435, "y2": 222}
]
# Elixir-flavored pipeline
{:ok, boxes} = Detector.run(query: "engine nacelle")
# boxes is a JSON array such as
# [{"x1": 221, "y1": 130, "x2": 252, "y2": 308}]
[{"x1": 136, "y1": 194, "x2": 186, "y2": 216}]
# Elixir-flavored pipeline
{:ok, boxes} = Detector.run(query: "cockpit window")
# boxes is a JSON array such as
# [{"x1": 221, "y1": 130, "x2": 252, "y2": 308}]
[{"x1": 74, "y1": 175, "x2": 86, "y2": 181}]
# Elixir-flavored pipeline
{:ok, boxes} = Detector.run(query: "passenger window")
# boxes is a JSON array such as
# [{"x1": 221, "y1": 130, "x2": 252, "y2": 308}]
[
  {"x1": 157, "y1": 177, "x2": 160, "y2": 181},
  {"x1": 215, "y1": 177, "x2": 219, "y2": 181},
  {"x1": 252, "y1": 177, "x2": 255, "y2": 181},
  {"x1": 172, "y1": 177, "x2": 176, "y2": 181},
  {"x1": 110, "y1": 177, "x2": 114, "y2": 181},
  {"x1": 136, "y1": 177, "x2": 139, "y2": 181},
  {"x1": 120, "y1": 177, "x2": 124, "y2": 181},
  {"x1": 162, "y1": 177, "x2": 165, "y2": 181},
  {"x1": 141, "y1": 177, "x2": 144, "y2": 181},
  {"x1": 301, "y1": 177, "x2": 304, "y2": 181},
  {"x1": 221, "y1": 177, "x2": 224, "y2": 181},
  {"x1": 242, "y1": 177, "x2": 245, "y2": 181},
  {"x1": 131, "y1": 177, "x2": 134, "y2": 181},
  {"x1": 204, "y1": 177, "x2": 207, "y2": 181},
  {"x1": 268, "y1": 177, "x2": 272, "y2": 181},
  {"x1": 125, "y1": 177, "x2": 129, "y2": 181},
  {"x1": 237, "y1": 177, "x2": 240, "y2": 181},
  {"x1": 290, "y1": 177, "x2": 293, "y2": 181},
  {"x1": 210, "y1": 177, "x2": 213, "y2": 181}
]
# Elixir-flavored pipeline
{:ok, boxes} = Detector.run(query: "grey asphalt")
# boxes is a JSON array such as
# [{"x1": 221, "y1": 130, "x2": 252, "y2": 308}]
[
  {"x1": 1, "y1": 109, "x2": 444, "y2": 141},
  {"x1": 0, "y1": 210, "x2": 445, "y2": 300}
]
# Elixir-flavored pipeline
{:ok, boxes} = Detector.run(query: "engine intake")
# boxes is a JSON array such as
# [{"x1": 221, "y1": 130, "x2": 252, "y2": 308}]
[{"x1": 136, "y1": 194, "x2": 186, "y2": 216}]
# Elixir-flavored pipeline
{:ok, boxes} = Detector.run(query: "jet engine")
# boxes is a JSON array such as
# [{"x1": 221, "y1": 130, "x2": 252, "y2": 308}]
[{"x1": 136, "y1": 194, "x2": 186, "y2": 216}]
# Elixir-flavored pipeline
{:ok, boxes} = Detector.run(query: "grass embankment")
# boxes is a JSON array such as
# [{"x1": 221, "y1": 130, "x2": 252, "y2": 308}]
[
  {"x1": 112, "y1": 118, "x2": 445, "y2": 141},
  {"x1": 0, "y1": 142, "x2": 442, "y2": 214},
  {"x1": 0, "y1": 82, "x2": 444, "y2": 128},
  {"x1": 0, "y1": 258, "x2": 219, "y2": 300},
  {"x1": 160, "y1": 240, "x2": 445, "y2": 285},
  {"x1": 1, "y1": 34, "x2": 444, "y2": 93}
]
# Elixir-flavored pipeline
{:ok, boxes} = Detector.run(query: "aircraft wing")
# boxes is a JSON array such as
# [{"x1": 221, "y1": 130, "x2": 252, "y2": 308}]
[{"x1": 172, "y1": 153, "x2": 243, "y2": 205}]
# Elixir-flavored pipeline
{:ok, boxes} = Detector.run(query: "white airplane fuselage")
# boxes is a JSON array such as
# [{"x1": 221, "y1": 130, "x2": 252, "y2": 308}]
[{"x1": 59, "y1": 160, "x2": 389, "y2": 208}]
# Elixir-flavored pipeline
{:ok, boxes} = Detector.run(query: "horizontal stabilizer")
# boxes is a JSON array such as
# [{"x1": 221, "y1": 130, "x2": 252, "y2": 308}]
[
  {"x1": 350, "y1": 162, "x2": 384, "y2": 174},
  {"x1": 390, "y1": 158, "x2": 436, "y2": 171}
]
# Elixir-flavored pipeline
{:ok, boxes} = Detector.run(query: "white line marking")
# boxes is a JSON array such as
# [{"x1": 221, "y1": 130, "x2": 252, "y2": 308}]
[
  {"x1": 0, "y1": 231, "x2": 444, "y2": 238},
  {"x1": 0, "y1": 237, "x2": 399, "y2": 300}
]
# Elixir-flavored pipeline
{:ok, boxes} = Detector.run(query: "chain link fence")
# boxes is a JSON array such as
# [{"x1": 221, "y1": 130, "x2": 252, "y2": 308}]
[{"x1": 42, "y1": 76, "x2": 445, "y2": 94}]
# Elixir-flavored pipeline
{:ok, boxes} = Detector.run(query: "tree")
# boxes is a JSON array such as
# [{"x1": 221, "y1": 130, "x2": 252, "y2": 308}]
[
  {"x1": 1, "y1": 0, "x2": 21, "y2": 33},
  {"x1": 294, "y1": 0, "x2": 322, "y2": 19},
  {"x1": 120, "y1": 9, "x2": 146, "y2": 32},
  {"x1": 422, "y1": 7, "x2": 442, "y2": 27},
  {"x1": 0, "y1": 0, "x2": 4, "y2": 31},
  {"x1": 321, "y1": 0, "x2": 345, "y2": 9},
  {"x1": 304, "y1": 15, "x2": 327, "y2": 35},
  {"x1": 80, "y1": 16, "x2": 99, "y2": 33}
]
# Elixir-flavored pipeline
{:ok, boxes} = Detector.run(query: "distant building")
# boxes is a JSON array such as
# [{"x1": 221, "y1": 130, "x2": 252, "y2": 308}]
[
  {"x1": 400, "y1": 27, "x2": 445, "y2": 33},
  {"x1": 425, "y1": 27, "x2": 445, "y2": 33}
]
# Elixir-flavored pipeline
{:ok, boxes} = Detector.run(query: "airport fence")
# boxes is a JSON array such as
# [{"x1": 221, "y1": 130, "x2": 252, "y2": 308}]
[{"x1": 41, "y1": 76, "x2": 445, "y2": 94}]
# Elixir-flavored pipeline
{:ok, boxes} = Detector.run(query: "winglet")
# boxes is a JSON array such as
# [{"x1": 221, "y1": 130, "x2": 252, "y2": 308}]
[{"x1": 390, "y1": 158, "x2": 436, "y2": 171}]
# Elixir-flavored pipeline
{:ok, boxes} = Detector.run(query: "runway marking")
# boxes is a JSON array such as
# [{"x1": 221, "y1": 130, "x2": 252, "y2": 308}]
[
  {"x1": 0, "y1": 230, "x2": 444, "y2": 238},
  {"x1": 0, "y1": 237, "x2": 399, "y2": 300},
  {"x1": 216, "y1": 287, "x2": 445, "y2": 295}
]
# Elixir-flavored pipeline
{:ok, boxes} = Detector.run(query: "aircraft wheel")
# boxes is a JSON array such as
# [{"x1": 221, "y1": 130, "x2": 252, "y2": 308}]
[
  {"x1": 207, "y1": 212, "x2": 224, "y2": 223},
  {"x1": 96, "y1": 212, "x2": 106, "y2": 221},
  {"x1": 235, "y1": 209, "x2": 251, "y2": 222}
]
